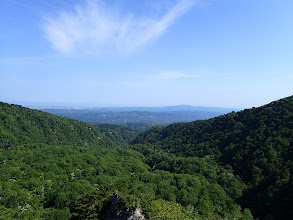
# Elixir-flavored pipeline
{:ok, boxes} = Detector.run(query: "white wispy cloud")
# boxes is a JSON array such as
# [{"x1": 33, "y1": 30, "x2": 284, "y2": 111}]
[{"x1": 42, "y1": 0, "x2": 194, "y2": 55}]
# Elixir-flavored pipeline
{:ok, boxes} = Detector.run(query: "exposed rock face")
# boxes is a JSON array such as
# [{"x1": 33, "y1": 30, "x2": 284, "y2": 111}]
[
  {"x1": 127, "y1": 208, "x2": 145, "y2": 220},
  {"x1": 102, "y1": 191, "x2": 146, "y2": 220}
]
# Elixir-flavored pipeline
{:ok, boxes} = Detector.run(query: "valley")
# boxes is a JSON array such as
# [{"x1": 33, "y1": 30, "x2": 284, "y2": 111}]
[
  {"x1": 0, "y1": 96, "x2": 293, "y2": 219},
  {"x1": 41, "y1": 105, "x2": 236, "y2": 131}
]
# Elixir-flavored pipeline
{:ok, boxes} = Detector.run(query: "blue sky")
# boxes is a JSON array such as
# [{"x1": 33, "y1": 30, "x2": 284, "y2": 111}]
[{"x1": 1, "y1": 0, "x2": 293, "y2": 108}]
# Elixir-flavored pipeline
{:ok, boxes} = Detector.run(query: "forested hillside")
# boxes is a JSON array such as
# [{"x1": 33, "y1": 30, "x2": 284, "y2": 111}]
[
  {"x1": 0, "y1": 102, "x2": 112, "y2": 148},
  {"x1": 132, "y1": 95, "x2": 293, "y2": 219},
  {"x1": 2, "y1": 96, "x2": 293, "y2": 219},
  {"x1": 94, "y1": 124, "x2": 140, "y2": 146},
  {"x1": 0, "y1": 102, "x2": 252, "y2": 219}
]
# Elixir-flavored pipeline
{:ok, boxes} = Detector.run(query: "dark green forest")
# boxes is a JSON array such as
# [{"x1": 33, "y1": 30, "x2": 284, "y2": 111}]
[
  {"x1": 132, "y1": 96, "x2": 293, "y2": 219},
  {"x1": 1, "y1": 96, "x2": 293, "y2": 219},
  {"x1": 94, "y1": 124, "x2": 140, "y2": 146}
]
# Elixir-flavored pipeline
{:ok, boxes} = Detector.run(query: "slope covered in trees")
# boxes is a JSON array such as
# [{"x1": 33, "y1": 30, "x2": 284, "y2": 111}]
[
  {"x1": 0, "y1": 102, "x2": 112, "y2": 148},
  {"x1": 0, "y1": 102, "x2": 252, "y2": 219},
  {"x1": 94, "y1": 124, "x2": 140, "y2": 146},
  {"x1": 132, "y1": 95, "x2": 293, "y2": 219}
]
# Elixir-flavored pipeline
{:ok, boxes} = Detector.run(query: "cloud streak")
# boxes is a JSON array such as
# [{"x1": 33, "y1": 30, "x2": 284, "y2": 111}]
[{"x1": 42, "y1": 0, "x2": 194, "y2": 55}]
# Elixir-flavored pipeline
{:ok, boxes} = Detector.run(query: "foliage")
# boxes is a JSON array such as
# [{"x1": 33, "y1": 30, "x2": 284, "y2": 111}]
[
  {"x1": 0, "y1": 102, "x2": 113, "y2": 148},
  {"x1": 94, "y1": 124, "x2": 140, "y2": 146},
  {"x1": 133, "y1": 95, "x2": 293, "y2": 219},
  {"x1": 6, "y1": 96, "x2": 293, "y2": 219},
  {"x1": 71, "y1": 186, "x2": 252, "y2": 220},
  {"x1": 130, "y1": 144, "x2": 246, "y2": 201},
  {"x1": 0, "y1": 143, "x2": 148, "y2": 219}
]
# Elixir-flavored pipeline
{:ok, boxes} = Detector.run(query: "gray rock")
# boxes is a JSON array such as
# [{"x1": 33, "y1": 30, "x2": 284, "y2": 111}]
[
  {"x1": 127, "y1": 208, "x2": 145, "y2": 220},
  {"x1": 103, "y1": 191, "x2": 146, "y2": 220}
]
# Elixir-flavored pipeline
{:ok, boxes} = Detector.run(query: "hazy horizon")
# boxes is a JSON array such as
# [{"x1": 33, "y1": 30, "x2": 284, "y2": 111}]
[{"x1": 4, "y1": 100, "x2": 240, "y2": 110}]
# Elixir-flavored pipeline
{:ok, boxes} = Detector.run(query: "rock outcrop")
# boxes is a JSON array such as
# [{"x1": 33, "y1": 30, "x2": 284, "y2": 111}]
[
  {"x1": 102, "y1": 191, "x2": 146, "y2": 220},
  {"x1": 127, "y1": 208, "x2": 145, "y2": 220}
]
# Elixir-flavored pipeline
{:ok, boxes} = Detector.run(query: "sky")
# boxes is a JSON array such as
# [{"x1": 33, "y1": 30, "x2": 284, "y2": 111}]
[{"x1": 1, "y1": 0, "x2": 293, "y2": 108}]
